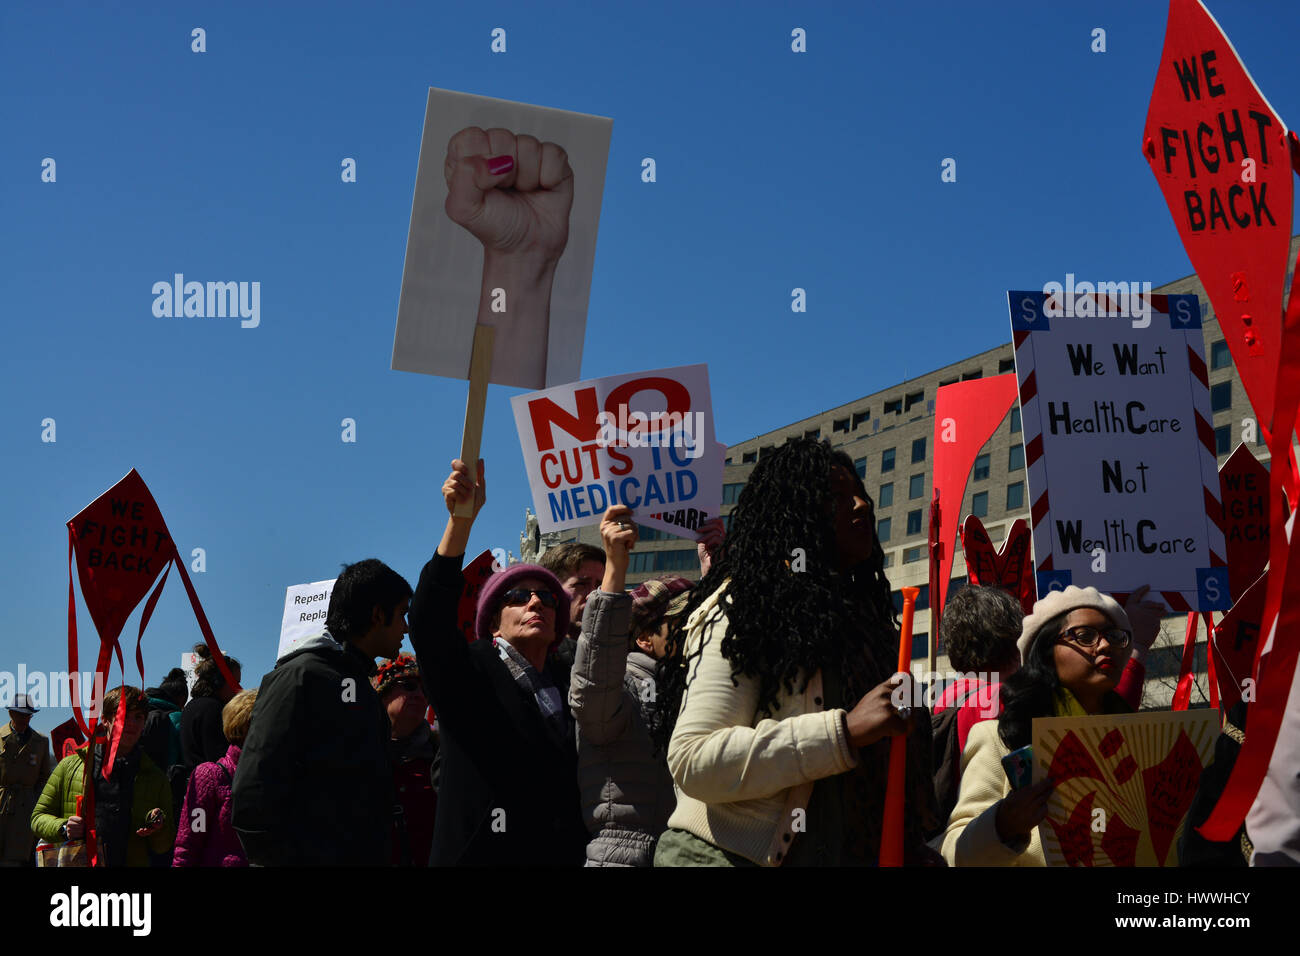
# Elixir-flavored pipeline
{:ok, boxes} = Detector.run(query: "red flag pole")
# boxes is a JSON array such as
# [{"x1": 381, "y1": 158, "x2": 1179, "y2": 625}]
[
  {"x1": 928, "y1": 491, "x2": 941, "y2": 675},
  {"x1": 880, "y1": 586, "x2": 919, "y2": 867}
]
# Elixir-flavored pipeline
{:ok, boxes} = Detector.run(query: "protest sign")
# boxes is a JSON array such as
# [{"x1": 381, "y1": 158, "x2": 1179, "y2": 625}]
[
  {"x1": 929, "y1": 376, "x2": 1019, "y2": 633},
  {"x1": 1218, "y1": 443, "x2": 1286, "y2": 602},
  {"x1": 458, "y1": 550, "x2": 501, "y2": 643},
  {"x1": 959, "y1": 517, "x2": 1034, "y2": 616},
  {"x1": 278, "y1": 579, "x2": 336, "y2": 660},
  {"x1": 1033, "y1": 709, "x2": 1221, "y2": 866},
  {"x1": 511, "y1": 364, "x2": 721, "y2": 539},
  {"x1": 1008, "y1": 291, "x2": 1228, "y2": 612},
  {"x1": 1212, "y1": 567, "x2": 1266, "y2": 711},
  {"x1": 180, "y1": 652, "x2": 199, "y2": 693},
  {"x1": 393, "y1": 87, "x2": 613, "y2": 391},
  {"x1": 1143, "y1": 0, "x2": 1294, "y2": 435}
]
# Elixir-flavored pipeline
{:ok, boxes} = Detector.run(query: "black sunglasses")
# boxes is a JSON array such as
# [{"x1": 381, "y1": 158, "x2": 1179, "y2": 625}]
[
  {"x1": 501, "y1": 588, "x2": 559, "y2": 609},
  {"x1": 1058, "y1": 625, "x2": 1132, "y2": 649}
]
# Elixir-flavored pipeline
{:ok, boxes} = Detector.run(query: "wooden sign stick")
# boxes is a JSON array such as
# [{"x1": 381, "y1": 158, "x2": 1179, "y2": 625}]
[{"x1": 455, "y1": 324, "x2": 495, "y2": 518}]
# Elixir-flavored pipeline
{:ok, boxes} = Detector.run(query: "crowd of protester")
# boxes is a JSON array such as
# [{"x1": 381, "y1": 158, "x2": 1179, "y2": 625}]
[{"x1": 0, "y1": 436, "x2": 1295, "y2": 867}]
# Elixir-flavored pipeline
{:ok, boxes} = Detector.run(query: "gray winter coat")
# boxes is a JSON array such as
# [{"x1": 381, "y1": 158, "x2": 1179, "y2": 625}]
[{"x1": 569, "y1": 590, "x2": 676, "y2": 866}]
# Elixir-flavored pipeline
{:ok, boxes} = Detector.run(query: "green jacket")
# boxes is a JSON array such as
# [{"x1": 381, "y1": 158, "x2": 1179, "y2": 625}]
[{"x1": 31, "y1": 745, "x2": 173, "y2": 866}]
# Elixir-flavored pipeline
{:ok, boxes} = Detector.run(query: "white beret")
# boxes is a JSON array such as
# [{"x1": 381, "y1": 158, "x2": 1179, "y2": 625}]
[{"x1": 1017, "y1": 585, "x2": 1131, "y2": 658}]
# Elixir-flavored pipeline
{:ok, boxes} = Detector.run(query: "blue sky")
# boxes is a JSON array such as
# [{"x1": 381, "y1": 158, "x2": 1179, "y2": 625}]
[{"x1": 3, "y1": 0, "x2": 1298, "y2": 733}]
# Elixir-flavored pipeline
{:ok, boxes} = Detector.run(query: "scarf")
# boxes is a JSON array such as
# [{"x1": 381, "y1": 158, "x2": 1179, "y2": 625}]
[{"x1": 493, "y1": 638, "x2": 571, "y2": 749}]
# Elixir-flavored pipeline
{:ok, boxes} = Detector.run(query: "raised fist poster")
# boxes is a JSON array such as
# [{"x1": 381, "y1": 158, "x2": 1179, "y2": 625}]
[{"x1": 393, "y1": 87, "x2": 613, "y2": 390}]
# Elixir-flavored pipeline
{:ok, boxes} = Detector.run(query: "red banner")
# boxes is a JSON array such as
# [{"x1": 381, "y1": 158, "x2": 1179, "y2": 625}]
[
  {"x1": 1142, "y1": 0, "x2": 1293, "y2": 436},
  {"x1": 929, "y1": 375, "x2": 1019, "y2": 628},
  {"x1": 959, "y1": 516, "x2": 1035, "y2": 616}
]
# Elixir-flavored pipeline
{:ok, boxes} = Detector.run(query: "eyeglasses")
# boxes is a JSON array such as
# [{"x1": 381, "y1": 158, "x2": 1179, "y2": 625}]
[
  {"x1": 1059, "y1": 625, "x2": 1132, "y2": 649},
  {"x1": 501, "y1": 588, "x2": 559, "y2": 609}
]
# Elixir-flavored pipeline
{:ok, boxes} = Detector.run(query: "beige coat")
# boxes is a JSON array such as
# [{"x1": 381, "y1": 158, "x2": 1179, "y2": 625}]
[
  {"x1": 0, "y1": 721, "x2": 52, "y2": 863},
  {"x1": 664, "y1": 587, "x2": 860, "y2": 866},
  {"x1": 940, "y1": 720, "x2": 1046, "y2": 866}
]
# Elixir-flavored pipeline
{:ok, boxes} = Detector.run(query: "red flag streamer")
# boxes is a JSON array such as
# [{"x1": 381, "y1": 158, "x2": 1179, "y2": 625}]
[
  {"x1": 928, "y1": 490, "x2": 942, "y2": 668},
  {"x1": 171, "y1": 549, "x2": 241, "y2": 693},
  {"x1": 1199, "y1": 249, "x2": 1300, "y2": 840},
  {"x1": 880, "y1": 586, "x2": 919, "y2": 867},
  {"x1": 1172, "y1": 613, "x2": 1199, "y2": 711},
  {"x1": 1203, "y1": 612, "x2": 1219, "y2": 712}
]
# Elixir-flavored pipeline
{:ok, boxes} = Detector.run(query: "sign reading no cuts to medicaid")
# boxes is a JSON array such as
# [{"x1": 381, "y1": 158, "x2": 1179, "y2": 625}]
[
  {"x1": 1007, "y1": 290, "x2": 1228, "y2": 612},
  {"x1": 511, "y1": 364, "x2": 724, "y2": 539}
]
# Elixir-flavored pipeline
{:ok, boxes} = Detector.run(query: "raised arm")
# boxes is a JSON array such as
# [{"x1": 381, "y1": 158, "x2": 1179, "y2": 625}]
[
  {"x1": 570, "y1": 506, "x2": 638, "y2": 744},
  {"x1": 409, "y1": 459, "x2": 487, "y2": 726}
]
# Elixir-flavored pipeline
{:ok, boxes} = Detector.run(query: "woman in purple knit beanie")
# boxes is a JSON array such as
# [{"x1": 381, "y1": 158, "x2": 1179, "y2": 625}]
[{"x1": 173, "y1": 689, "x2": 257, "y2": 867}]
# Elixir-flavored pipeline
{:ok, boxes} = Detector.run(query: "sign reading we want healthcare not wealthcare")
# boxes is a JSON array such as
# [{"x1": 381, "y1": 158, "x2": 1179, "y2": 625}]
[
  {"x1": 1007, "y1": 290, "x2": 1228, "y2": 612},
  {"x1": 512, "y1": 364, "x2": 724, "y2": 540}
]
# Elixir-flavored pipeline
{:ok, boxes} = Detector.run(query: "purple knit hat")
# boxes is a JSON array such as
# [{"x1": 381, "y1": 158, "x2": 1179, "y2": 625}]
[{"x1": 475, "y1": 563, "x2": 571, "y2": 645}]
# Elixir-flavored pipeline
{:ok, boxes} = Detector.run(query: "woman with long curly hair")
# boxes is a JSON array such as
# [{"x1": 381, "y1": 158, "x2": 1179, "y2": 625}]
[{"x1": 653, "y1": 438, "x2": 940, "y2": 866}]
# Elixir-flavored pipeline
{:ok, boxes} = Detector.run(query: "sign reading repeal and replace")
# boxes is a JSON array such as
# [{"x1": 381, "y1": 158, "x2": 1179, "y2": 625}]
[
  {"x1": 1008, "y1": 291, "x2": 1228, "y2": 612},
  {"x1": 511, "y1": 364, "x2": 723, "y2": 539},
  {"x1": 279, "y1": 579, "x2": 336, "y2": 660}
]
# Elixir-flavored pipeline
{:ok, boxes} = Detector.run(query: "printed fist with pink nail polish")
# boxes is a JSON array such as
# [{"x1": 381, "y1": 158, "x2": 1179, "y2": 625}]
[{"x1": 443, "y1": 126, "x2": 574, "y2": 265}]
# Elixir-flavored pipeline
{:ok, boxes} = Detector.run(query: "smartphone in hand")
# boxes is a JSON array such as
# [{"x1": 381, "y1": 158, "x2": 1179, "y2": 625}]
[{"x1": 1001, "y1": 744, "x2": 1034, "y2": 790}]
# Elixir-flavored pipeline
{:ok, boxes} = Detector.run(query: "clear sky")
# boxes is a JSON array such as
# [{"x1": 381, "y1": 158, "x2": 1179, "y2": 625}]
[{"x1": 3, "y1": 0, "x2": 1298, "y2": 734}]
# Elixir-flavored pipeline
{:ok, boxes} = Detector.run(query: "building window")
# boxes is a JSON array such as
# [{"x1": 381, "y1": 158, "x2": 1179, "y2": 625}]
[
  {"x1": 903, "y1": 545, "x2": 925, "y2": 564},
  {"x1": 939, "y1": 377, "x2": 958, "y2": 388},
  {"x1": 724, "y1": 457, "x2": 732, "y2": 465},
  {"x1": 1215, "y1": 424, "x2": 1232, "y2": 455},
  {"x1": 654, "y1": 549, "x2": 696, "y2": 572},
  {"x1": 912, "y1": 437, "x2": 926, "y2": 463},
  {"x1": 1211, "y1": 340, "x2": 1232, "y2": 370},
  {"x1": 854, "y1": 457, "x2": 867, "y2": 479},
  {"x1": 852, "y1": 410, "x2": 870, "y2": 429},
  {"x1": 878, "y1": 482, "x2": 893, "y2": 508},
  {"x1": 722, "y1": 483, "x2": 745, "y2": 505},
  {"x1": 909, "y1": 474, "x2": 925, "y2": 500},
  {"x1": 1007, "y1": 481, "x2": 1025, "y2": 510},
  {"x1": 999, "y1": 357, "x2": 1017, "y2": 373},
  {"x1": 973, "y1": 453, "x2": 990, "y2": 481},
  {"x1": 833, "y1": 417, "x2": 850, "y2": 433},
  {"x1": 804, "y1": 428, "x2": 821, "y2": 440},
  {"x1": 742, "y1": 451, "x2": 756, "y2": 464},
  {"x1": 881, "y1": 552, "x2": 893, "y2": 568},
  {"x1": 1211, "y1": 381, "x2": 1232, "y2": 413},
  {"x1": 911, "y1": 632, "x2": 929, "y2": 660},
  {"x1": 629, "y1": 552, "x2": 653, "y2": 574},
  {"x1": 972, "y1": 491, "x2": 988, "y2": 518},
  {"x1": 962, "y1": 369, "x2": 983, "y2": 381},
  {"x1": 1010, "y1": 406, "x2": 1021, "y2": 434},
  {"x1": 881, "y1": 448, "x2": 895, "y2": 473},
  {"x1": 904, "y1": 390, "x2": 924, "y2": 412},
  {"x1": 721, "y1": 513, "x2": 734, "y2": 532},
  {"x1": 906, "y1": 509, "x2": 922, "y2": 536},
  {"x1": 877, "y1": 517, "x2": 891, "y2": 542},
  {"x1": 884, "y1": 398, "x2": 903, "y2": 416},
  {"x1": 1008, "y1": 444, "x2": 1025, "y2": 472}
]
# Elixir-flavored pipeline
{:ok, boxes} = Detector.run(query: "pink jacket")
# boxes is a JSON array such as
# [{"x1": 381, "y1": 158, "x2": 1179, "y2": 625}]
[{"x1": 173, "y1": 745, "x2": 248, "y2": 867}]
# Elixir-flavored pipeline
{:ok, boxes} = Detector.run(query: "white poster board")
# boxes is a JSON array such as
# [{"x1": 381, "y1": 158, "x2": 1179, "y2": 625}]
[
  {"x1": 510, "y1": 364, "x2": 723, "y2": 539},
  {"x1": 393, "y1": 87, "x2": 613, "y2": 390},
  {"x1": 278, "y1": 579, "x2": 336, "y2": 660},
  {"x1": 1007, "y1": 290, "x2": 1228, "y2": 611},
  {"x1": 180, "y1": 652, "x2": 199, "y2": 694}
]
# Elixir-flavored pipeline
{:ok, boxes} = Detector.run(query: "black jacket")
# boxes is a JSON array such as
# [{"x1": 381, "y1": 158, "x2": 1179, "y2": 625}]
[
  {"x1": 180, "y1": 695, "x2": 229, "y2": 770},
  {"x1": 409, "y1": 553, "x2": 587, "y2": 866},
  {"x1": 231, "y1": 633, "x2": 393, "y2": 865}
]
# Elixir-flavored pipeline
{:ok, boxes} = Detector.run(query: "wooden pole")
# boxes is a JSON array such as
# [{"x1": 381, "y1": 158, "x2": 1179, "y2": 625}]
[{"x1": 455, "y1": 324, "x2": 495, "y2": 518}]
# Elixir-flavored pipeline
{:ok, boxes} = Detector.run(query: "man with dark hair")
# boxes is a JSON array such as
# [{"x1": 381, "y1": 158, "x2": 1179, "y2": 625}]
[
  {"x1": 539, "y1": 541, "x2": 605, "y2": 685},
  {"x1": 140, "y1": 668, "x2": 189, "y2": 839},
  {"x1": 232, "y1": 558, "x2": 411, "y2": 865}
]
